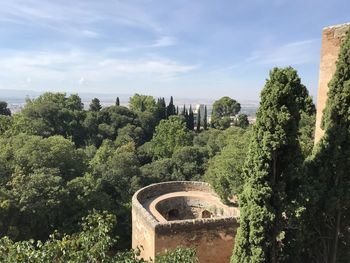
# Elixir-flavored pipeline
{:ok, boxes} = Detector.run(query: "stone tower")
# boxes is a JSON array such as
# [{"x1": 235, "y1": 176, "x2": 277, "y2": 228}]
[
  {"x1": 132, "y1": 181, "x2": 239, "y2": 263},
  {"x1": 315, "y1": 23, "x2": 350, "y2": 143}
]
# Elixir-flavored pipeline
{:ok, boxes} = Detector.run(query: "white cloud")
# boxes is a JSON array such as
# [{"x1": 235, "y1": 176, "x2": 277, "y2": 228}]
[
  {"x1": 81, "y1": 30, "x2": 99, "y2": 38},
  {"x1": 0, "y1": 50, "x2": 197, "y2": 88},
  {"x1": 246, "y1": 39, "x2": 320, "y2": 65},
  {"x1": 151, "y1": 36, "x2": 177, "y2": 47}
]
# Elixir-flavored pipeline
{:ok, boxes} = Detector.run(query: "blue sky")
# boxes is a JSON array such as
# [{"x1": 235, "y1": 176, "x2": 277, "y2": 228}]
[{"x1": 0, "y1": 0, "x2": 349, "y2": 101}]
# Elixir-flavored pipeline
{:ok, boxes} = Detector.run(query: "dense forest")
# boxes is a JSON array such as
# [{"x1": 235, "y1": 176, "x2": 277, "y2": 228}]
[
  {"x1": 0, "y1": 31, "x2": 349, "y2": 263},
  {"x1": 0, "y1": 90, "x2": 257, "y2": 262}
]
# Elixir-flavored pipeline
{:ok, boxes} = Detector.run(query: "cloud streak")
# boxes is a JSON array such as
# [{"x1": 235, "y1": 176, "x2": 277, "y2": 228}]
[
  {"x1": 246, "y1": 39, "x2": 320, "y2": 65},
  {"x1": 0, "y1": 50, "x2": 197, "y2": 88}
]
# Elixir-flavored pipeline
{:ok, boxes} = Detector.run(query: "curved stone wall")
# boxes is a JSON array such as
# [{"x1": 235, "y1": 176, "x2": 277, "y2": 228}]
[{"x1": 132, "y1": 181, "x2": 239, "y2": 263}]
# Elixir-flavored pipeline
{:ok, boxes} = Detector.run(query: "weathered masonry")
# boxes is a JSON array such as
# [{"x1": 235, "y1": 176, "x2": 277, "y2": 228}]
[
  {"x1": 315, "y1": 23, "x2": 350, "y2": 143},
  {"x1": 132, "y1": 181, "x2": 240, "y2": 263}
]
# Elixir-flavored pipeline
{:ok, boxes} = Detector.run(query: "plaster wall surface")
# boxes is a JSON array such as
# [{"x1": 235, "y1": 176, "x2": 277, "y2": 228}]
[{"x1": 315, "y1": 23, "x2": 350, "y2": 143}]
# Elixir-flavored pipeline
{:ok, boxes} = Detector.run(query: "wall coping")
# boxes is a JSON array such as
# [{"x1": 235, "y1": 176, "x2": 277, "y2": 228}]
[{"x1": 132, "y1": 181, "x2": 239, "y2": 231}]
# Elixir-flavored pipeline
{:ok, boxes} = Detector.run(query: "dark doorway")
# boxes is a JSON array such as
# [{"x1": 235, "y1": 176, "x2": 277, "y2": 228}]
[
  {"x1": 167, "y1": 209, "x2": 180, "y2": 220},
  {"x1": 202, "y1": 210, "x2": 212, "y2": 218}
]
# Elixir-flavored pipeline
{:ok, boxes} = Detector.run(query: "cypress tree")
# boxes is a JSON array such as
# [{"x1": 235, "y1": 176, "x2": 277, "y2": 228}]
[
  {"x1": 203, "y1": 105, "x2": 208, "y2": 130},
  {"x1": 166, "y1": 96, "x2": 176, "y2": 118},
  {"x1": 196, "y1": 108, "x2": 201, "y2": 132},
  {"x1": 181, "y1": 105, "x2": 186, "y2": 116},
  {"x1": 302, "y1": 30, "x2": 350, "y2": 263},
  {"x1": 176, "y1": 106, "x2": 179, "y2": 115},
  {"x1": 188, "y1": 105, "x2": 194, "y2": 130},
  {"x1": 232, "y1": 67, "x2": 313, "y2": 263},
  {"x1": 184, "y1": 108, "x2": 189, "y2": 129},
  {"x1": 116, "y1": 97, "x2": 120, "y2": 106},
  {"x1": 156, "y1": 97, "x2": 167, "y2": 121}
]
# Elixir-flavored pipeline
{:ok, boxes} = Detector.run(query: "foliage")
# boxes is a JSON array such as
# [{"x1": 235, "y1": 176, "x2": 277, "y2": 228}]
[
  {"x1": 166, "y1": 96, "x2": 176, "y2": 117},
  {"x1": 211, "y1": 96, "x2": 241, "y2": 129},
  {"x1": 298, "y1": 112, "x2": 315, "y2": 158},
  {"x1": 89, "y1": 98, "x2": 102, "y2": 111},
  {"x1": 235, "y1": 113, "x2": 249, "y2": 128},
  {"x1": 232, "y1": 67, "x2": 314, "y2": 263},
  {"x1": 205, "y1": 127, "x2": 251, "y2": 202},
  {"x1": 13, "y1": 93, "x2": 85, "y2": 145},
  {"x1": 172, "y1": 146, "x2": 209, "y2": 181},
  {"x1": 129, "y1": 94, "x2": 157, "y2": 113},
  {"x1": 0, "y1": 101, "x2": 11, "y2": 116},
  {"x1": 155, "y1": 247, "x2": 198, "y2": 263},
  {"x1": 149, "y1": 116, "x2": 193, "y2": 159},
  {"x1": 0, "y1": 134, "x2": 87, "y2": 183},
  {"x1": 0, "y1": 210, "x2": 148, "y2": 263},
  {"x1": 301, "y1": 30, "x2": 350, "y2": 263}
]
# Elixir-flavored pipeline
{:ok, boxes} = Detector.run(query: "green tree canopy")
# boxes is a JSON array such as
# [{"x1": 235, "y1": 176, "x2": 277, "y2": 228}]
[
  {"x1": 235, "y1": 113, "x2": 249, "y2": 128},
  {"x1": 89, "y1": 98, "x2": 102, "y2": 111},
  {"x1": 129, "y1": 94, "x2": 157, "y2": 113},
  {"x1": 0, "y1": 101, "x2": 11, "y2": 116},
  {"x1": 301, "y1": 30, "x2": 350, "y2": 263},
  {"x1": 211, "y1": 96, "x2": 241, "y2": 129},
  {"x1": 150, "y1": 116, "x2": 193, "y2": 159},
  {"x1": 205, "y1": 127, "x2": 251, "y2": 202},
  {"x1": 232, "y1": 67, "x2": 313, "y2": 263}
]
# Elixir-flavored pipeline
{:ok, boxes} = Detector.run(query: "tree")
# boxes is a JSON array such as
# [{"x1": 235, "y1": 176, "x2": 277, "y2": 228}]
[
  {"x1": 89, "y1": 98, "x2": 102, "y2": 112},
  {"x1": 13, "y1": 93, "x2": 86, "y2": 146},
  {"x1": 156, "y1": 98, "x2": 167, "y2": 121},
  {"x1": 232, "y1": 67, "x2": 313, "y2": 263},
  {"x1": 116, "y1": 97, "x2": 120, "y2": 106},
  {"x1": 150, "y1": 116, "x2": 193, "y2": 159},
  {"x1": 235, "y1": 113, "x2": 249, "y2": 128},
  {"x1": 203, "y1": 106, "x2": 208, "y2": 130},
  {"x1": 196, "y1": 108, "x2": 201, "y2": 131},
  {"x1": 166, "y1": 96, "x2": 176, "y2": 117},
  {"x1": 172, "y1": 146, "x2": 208, "y2": 181},
  {"x1": 188, "y1": 105, "x2": 194, "y2": 130},
  {"x1": 301, "y1": 30, "x2": 350, "y2": 263},
  {"x1": 211, "y1": 96, "x2": 241, "y2": 129},
  {"x1": 0, "y1": 134, "x2": 87, "y2": 183},
  {"x1": 0, "y1": 101, "x2": 11, "y2": 116},
  {"x1": 7, "y1": 169, "x2": 69, "y2": 240},
  {"x1": 0, "y1": 115, "x2": 12, "y2": 136},
  {"x1": 205, "y1": 127, "x2": 251, "y2": 202},
  {"x1": 129, "y1": 94, "x2": 157, "y2": 113},
  {"x1": 141, "y1": 158, "x2": 175, "y2": 185}
]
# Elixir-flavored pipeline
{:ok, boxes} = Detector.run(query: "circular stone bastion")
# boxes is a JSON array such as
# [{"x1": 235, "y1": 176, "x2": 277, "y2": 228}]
[{"x1": 132, "y1": 181, "x2": 240, "y2": 263}]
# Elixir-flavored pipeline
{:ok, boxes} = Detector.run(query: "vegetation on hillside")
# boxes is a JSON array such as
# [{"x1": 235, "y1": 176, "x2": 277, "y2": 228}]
[{"x1": 0, "y1": 93, "x2": 254, "y2": 261}]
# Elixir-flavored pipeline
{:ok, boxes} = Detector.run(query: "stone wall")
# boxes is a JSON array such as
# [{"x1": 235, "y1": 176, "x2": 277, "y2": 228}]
[
  {"x1": 155, "y1": 218, "x2": 238, "y2": 263},
  {"x1": 315, "y1": 23, "x2": 350, "y2": 143},
  {"x1": 132, "y1": 181, "x2": 239, "y2": 263}
]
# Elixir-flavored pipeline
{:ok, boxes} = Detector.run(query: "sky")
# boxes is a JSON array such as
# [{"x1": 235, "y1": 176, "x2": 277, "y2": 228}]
[{"x1": 0, "y1": 0, "x2": 349, "y2": 101}]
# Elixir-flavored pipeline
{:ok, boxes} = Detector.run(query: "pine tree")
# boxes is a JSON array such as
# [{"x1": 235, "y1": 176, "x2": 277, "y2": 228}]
[
  {"x1": 232, "y1": 67, "x2": 313, "y2": 263},
  {"x1": 196, "y1": 108, "x2": 201, "y2": 132},
  {"x1": 302, "y1": 30, "x2": 350, "y2": 263},
  {"x1": 203, "y1": 105, "x2": 208, "y2": 130},
  {"x1": 166, "y1": 96, "x2": 176, "y2": 118},
  {"x1": 116, "y1": 97, "x2": 120, "y2": 106}
]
